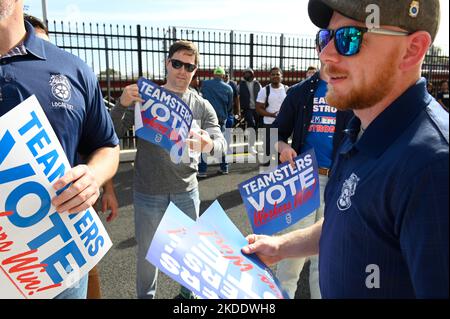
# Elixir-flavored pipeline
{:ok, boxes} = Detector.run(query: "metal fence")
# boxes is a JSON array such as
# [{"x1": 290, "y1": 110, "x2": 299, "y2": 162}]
[
  {"x1": 48, "y1": 21, "x2": 449, "y2": 101},
  {"x1": 48, "y1": 21, "x2": 449, "y2": 149}
]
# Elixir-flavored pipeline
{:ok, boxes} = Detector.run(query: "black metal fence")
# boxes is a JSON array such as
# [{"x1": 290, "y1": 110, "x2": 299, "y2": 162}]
[
  {"x1": 48, "y1": 21, "x2": 449, "y2": 101},
  {"x1": 47, "y1": 21, "x2": 448, "y2": 149}
]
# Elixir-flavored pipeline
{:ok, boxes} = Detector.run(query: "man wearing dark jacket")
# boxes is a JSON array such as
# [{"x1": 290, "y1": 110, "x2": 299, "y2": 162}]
[{"x1": 239, "y1": 68, "x2": 262, "y2": 154}]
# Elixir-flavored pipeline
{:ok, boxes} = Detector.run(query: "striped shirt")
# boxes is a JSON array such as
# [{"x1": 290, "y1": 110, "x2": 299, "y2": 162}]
[{"x1": 0, "y1": 42, "x2": 27, "y2": 60}]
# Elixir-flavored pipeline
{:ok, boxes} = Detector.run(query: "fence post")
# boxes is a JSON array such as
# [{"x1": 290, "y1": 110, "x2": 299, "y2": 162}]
[
  {"x1": 172, "y1": 26, "x2": 177, "y2": 41},
  {"x1": 104, "y1": 37, "x2": 111, "y2": 102},
  {"x1": 280, "y1": 33, "x2": 285, "y2": 71},
  {"x1": 249, "y1": 33, "x2": 254, "y2": 69},
  {"x1": 137, "y1": 24, "x2": 143, "y2": 77},
  {"x1": 230, "y1": 30, "x2": 235, "y2": 77}
]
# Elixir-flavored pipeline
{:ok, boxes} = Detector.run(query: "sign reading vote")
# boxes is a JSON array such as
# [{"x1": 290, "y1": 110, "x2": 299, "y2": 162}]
[
  {"x1": 239, "y1": 150, "x2": 320, "y2": 235},
  {"x1": 135, "y1": 78, "x2": 193, "y2": 162},
  {"x1": 146, "y1": 201, "x2": 287, "y2": 299},
  {"x1": 0, "y1": 96, "x2": 112, "y2": 299}
]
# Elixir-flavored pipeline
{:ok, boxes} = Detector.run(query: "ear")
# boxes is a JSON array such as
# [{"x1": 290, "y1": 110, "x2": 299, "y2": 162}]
[{"x1": 399, "y1": 31, "x2": 432, "y2": 71}]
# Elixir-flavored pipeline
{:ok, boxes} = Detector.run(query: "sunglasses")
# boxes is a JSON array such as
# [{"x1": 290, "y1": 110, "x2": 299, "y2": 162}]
[
  {"x1": 169, "y1": 58, "x2": 197, "y2": 72},
  {"x1": 316, "y1": 26, "x2": 410, "y2": 57}
]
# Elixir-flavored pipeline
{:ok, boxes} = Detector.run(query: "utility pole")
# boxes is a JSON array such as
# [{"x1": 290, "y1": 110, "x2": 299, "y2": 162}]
[{"x1": 41, "y1": 0, "x2": 48, "y2": 27}]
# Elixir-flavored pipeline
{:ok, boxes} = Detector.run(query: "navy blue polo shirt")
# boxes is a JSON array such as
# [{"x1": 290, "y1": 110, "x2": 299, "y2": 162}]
[
  {"x1": 0, "y1": 22, "x2": 118, "y2": 166},
  {"x1": 320, "y1": 78, "x2": 449, "y2": 298}
]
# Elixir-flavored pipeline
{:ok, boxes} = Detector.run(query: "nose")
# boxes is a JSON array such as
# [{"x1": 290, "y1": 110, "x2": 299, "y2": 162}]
[{"x1": 319, "y1": 37, "x2": 340, "y2": 66}]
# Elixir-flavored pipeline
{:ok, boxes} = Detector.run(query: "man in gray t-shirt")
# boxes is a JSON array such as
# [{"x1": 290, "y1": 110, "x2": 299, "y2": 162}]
[{"x1": 110, "y1": 40, "x2": 226, "y2": 299}]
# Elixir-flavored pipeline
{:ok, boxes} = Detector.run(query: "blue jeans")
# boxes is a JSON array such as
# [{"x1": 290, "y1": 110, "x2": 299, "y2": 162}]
[
  {"x1": 54, "y1": 274, "x2": 88, "y2": 299},
  {"x1": 134, "y1": 189, "x2": 200, "y2": 299},
  {"x1": 198, "y1": 123, "x2": 228, "y2": 173}
]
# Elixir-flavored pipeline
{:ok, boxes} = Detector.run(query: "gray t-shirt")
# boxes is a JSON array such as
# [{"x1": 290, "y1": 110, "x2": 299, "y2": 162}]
[{"x1": 111, "y1": 89, "x2": 226, "y2": 195}]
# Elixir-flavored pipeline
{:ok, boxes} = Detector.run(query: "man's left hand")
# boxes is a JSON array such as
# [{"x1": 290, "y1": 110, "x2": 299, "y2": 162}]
[{"x1": 52, "y1": 165, "x2": 100, "y2": 214}]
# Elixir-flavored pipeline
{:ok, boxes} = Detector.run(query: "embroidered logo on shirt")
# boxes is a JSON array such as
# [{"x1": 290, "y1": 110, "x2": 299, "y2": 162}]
[
  {"x1": 337, "y1": 173, "x2": 360, "y2": 211},
  {"x1": 50, "y1": 74, "x2": 72, "y2": 102}
]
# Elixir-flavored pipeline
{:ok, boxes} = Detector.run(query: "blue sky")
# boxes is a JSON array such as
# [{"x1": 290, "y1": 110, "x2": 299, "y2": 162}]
[{"x1": 24, "y1": 0, "x2": 449, "y2": 53}]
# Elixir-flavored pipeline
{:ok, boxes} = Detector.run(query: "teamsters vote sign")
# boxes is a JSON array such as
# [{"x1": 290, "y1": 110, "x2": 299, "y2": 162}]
[
  {"x1": 135, "y1": 77, "x2": 193, "y2": 163},
  {"x1": 146, "y1": 201, "x2": 288, "y2": 299},
  {"x1": 0, "y1": 96, "x2": 112, "y2": 299},
  {"x1": 239, "y1": 150, "x2": 320, "y2": 235}
]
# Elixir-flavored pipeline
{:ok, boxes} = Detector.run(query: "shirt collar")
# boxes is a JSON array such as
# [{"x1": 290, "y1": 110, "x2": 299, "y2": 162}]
[
  {"x1": 0, "y1": 42, "x2": 27, "y2": 59},
  {"x1": 342, "y1": 78, "x2": 432, "y2": 158},
  {"x1": 23, "y1": 20, "x2": 47, "y2": 60}
]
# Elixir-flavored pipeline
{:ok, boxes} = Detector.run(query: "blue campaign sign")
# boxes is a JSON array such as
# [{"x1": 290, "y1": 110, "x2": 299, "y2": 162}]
[
  {"x1": 0, "y1": 96, "x2": 112, "y2": 299},
  {"x1": 239, "y1": 149, "x2": 320, "y2": 235},
  {"x1": 135, "y1": 77, "x2": 194, "y2": 162},
  {"x1": 146, "y1": 201, "x2": 287, "y2": 299},
  {"x1": 145, "y1": 202, "x2": 195, "y2": 285}
]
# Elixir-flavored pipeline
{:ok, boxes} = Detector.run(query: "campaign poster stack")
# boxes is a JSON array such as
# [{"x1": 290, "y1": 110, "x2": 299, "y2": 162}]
[
  {"x1": 0, "y1": 96, "x2": 112, "y2": 299},
  {"x1": 146, "y1": 201, "x2": 288, "y2": 299},
  {"x1": 135, "y1": 77, "x2": 194, "y2": 163},
  {"x1": 239, "y1": 150, "x2": 320, "y2": 235}
]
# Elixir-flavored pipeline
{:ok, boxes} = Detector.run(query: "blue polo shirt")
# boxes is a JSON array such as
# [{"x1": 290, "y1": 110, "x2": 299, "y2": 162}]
[
  {"x1": 0, "y1": 22, "x2": 118, "y2": 166},
  {"x1": 201, "y1": 78, "x2": 233, "y2": 123},
  {"x1": 320, "y1": 78, "x2": 449, "y2": 298}
]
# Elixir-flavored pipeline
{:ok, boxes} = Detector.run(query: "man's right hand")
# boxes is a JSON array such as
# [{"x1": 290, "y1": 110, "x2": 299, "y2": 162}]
[
  {"x1": 119, "y1": 84, "x2": 144, "y2": 107},
  {"x1": 279, "y1": 145, "x2": 297, "y2": 168}
]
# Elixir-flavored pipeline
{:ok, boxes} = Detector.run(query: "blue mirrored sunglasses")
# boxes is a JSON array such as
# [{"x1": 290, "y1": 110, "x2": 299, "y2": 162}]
[{"x1": 316, "y1": 26, "x2": 410, "y2": 57}]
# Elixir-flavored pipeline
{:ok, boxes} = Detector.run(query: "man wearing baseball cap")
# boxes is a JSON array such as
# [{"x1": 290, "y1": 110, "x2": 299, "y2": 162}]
[{"x1": 243, "y1": 0, "x2": 448, "y2": 298}]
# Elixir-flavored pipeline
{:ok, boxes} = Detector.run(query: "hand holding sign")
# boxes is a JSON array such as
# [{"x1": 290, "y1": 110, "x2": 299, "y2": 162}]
[
  {"x1": 135, "y1": 78, "x2": 194, "y2": 163},
  {"x1": 52, "y1": 164, "x2": 100, "y2": 214},
  {"x1": 0, "y1": 96, "x2": 112, "y2": 299},
  {"x1": 119, "y1": 84, "x2": 144, "y2": 107},
  {"x1": 278, "y1": 143, "x2": 298, "y2": 168},
  {"x1": 242, "y1": 234, "x2": 284, "y2": 266},
  {"x1": 186, "y1": 128, "x2": 214, "y2": 154}
]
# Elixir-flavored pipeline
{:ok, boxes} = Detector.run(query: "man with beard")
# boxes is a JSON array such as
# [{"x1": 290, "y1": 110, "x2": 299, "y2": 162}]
[
  {"x1": 242, "y1": 0, "x2": 448, "y2": 298},
  {"x1": 1, "y1": 0, "x2": 119, "y2": 298}
]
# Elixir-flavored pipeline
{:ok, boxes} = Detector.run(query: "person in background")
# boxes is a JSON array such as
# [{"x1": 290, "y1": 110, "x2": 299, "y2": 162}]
[
  {"x1": 426, "y1": 80, "x2": 434, "y2": 97},
  {"x1": 437, "y1": 80, "x2": 449, "y2": 111},
  {"x1": 198, "y1": 66, "x2": 233, "y2": 176},
  {"x1": 239, "y1": 68, "x2": 262, "y2": 154},
  {"x1": 305, "y1": 65, "x2": 318, "y2": 79},
  {"x1": 224, "y1": 71, "x2": 240, "y2": 121},
  {"x1": 255, "y1": 67, "x2": 289, "y2": 167}
]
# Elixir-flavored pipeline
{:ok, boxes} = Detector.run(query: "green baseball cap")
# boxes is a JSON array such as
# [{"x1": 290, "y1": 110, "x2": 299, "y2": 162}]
[
  {"x1": 308, "y1": 0, "x2": 440, "y2": 42},
  {"x1": 213, "y1": 66, "x2": 226, "y2": 75}
]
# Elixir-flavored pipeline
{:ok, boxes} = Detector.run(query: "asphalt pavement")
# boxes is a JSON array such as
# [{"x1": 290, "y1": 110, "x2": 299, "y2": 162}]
[{"x1": 97, "y1": 161, "x2": 310, "y2": 299}]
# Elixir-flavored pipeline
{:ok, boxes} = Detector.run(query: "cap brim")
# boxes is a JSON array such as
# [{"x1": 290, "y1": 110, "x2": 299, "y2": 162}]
[{"x1": 308, "y1": 0, "x2": 334, "y2": 28}]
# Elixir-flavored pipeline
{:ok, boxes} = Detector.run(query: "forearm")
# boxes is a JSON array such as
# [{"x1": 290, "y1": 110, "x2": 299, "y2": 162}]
[
  {"x1": 102, "y1": 178, "x2": 115, "y2": 192},
  {"x1": 86, "y1": 145, "x2": 120, "y2": 188},
  {"x1": 256, "y1": 103, "x2": 273, "y2": 117},
  {"x1": 278, "y1": 218, "x2": 323, "y2": 259}
]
